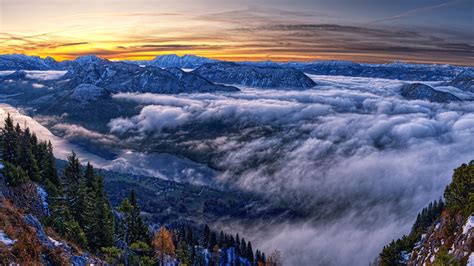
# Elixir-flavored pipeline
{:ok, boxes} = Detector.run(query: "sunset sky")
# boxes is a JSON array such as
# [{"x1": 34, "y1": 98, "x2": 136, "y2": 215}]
[{"x1": 0, "y1": 0, "x2": 473, "y2": 64}]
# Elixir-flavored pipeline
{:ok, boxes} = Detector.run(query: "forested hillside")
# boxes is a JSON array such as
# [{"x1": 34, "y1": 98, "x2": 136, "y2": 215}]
[{"x1": 0, "y1": 114, "x2": 280, "y2": 265}]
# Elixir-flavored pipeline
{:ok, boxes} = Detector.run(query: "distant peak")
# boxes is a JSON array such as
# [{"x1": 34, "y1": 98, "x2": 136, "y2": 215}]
[
  {"x1": 153, "y1": 54, "x2": 211, "y2": 60},
  {"x1": 74, "y1": 55, "x2": 108, "y2": 64}
]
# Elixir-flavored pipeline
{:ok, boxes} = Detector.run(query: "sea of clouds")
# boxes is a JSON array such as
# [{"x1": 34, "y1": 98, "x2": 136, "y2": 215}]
[
  {"x1": 2, "y1": 73, "x2": 473, "y2": 265},
  {"x1": 105, "y1": 75, "x2": 474, "y2": 265}
]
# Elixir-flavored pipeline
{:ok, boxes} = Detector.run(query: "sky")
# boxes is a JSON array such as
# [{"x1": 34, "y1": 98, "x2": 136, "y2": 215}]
[{"x1": 0, "y1": 0, "x2": 473, "y2": 64}]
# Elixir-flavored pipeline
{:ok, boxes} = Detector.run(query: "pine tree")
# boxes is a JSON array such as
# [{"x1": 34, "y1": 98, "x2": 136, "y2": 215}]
[
  {"x1": 218, "y1": 230, "x2": 225, "y2": 248},
  {"x1": 95, "y1": 169, "x2": 115, "y2": 248},
  {"x1": 128, "y1": 189, "x2": 150, "y2": 244},
  {"x1": 203, "y1": 224, "x2": 211, "y2": 249},
  {"x1": 240, "y1": 238, "x2": 247, "y2": 258},
  {"x1": 62, "y1": 152, "x2": 84, "y2": 223},
  {"x1": 17, "y1": 127, "x2": 41, "y2": 182},
  {"x1": 255, "y1": 249, "x2": 261, "y2": 263},
  {"x1": 209, "y1": 231, "x2": 217, "y2": 250},
  {"x1": 40, "y1": 141, "x2": 61, "y2": 188},
  {"x1": 247, "y1": 241, "x2": 254, "y2": 263},
  {"x1": 1, "y1": 161, "x2": 28, "y2": 186},
  {"x1": 186, "y1": 226, "x2": 195, "y2": 246},
  {"x1": 444, "y1": 161, "x2": 474, "y2": 217},
  {"x1": 235, "y1": 234, "x2": 241, "y2": 258},
  {"x1": 29, "y1": 132, "x2": 42, "y2": 162},
  {"x1": 80, "y1": 163, "x2": 115, "y2": 250},
  {"x1": 2, "y1": 114, "x2": 19, "y2": 163},
  {"x1": 176, "y1": 240, "x2": 191, "y2": 265}
]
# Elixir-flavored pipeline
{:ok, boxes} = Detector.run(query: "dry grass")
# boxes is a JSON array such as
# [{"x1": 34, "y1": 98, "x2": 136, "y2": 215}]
[{"x1": 0, "y1": 199, "x2": 71, "y2": 265}]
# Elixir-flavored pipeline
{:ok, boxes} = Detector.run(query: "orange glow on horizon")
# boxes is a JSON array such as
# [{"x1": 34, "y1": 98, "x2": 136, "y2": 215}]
[{"x1": 1, "y1": 2, "x2": 472, "y2": 66}]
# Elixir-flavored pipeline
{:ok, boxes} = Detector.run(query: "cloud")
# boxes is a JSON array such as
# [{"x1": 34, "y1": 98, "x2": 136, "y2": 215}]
[
  {"x1": 55, "y1": 42, "x2": 89, "y2": 47},
  {"x1": 25, "y1": 70, "x2": 67, "y2": 81},
  {"x1": 32, "y1": 83, "x2": 45, "y2": 89},
  {"x1": 1, "y1": 4, "x2": 472, "y2": 64},
  {"x1": 52, "y1": 123, "x2": 118, "y2": 145},
  {"x1": 109, "y1": 105, "x2": 191, "y2": 134},
  {"x1": 367, "y1": 0, "x2": 465, "y2": 25},
  {"x1": 107, "y1": 75, "x2": 474, "y2": 265},
  {"x1": 110, "y1": 91, "x2": 333, "y2": 134}
]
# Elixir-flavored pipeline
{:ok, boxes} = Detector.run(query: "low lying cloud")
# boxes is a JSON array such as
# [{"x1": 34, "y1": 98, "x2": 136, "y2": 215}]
[
  {"x1": 52, "y1": 123, "x2": 118, "y2": 145},
  {"x1": 24, "y1": 70, "x2": 67, "y2": 81},
  {"x1": 107, "y1": 75, "x2": 474, "y2": 265},
  {"x1": 32, "y1": 83, "x2": 45, "y2": 89},
  {"x1": 109, "y1": 105, "x2": 191, "y2": 134}
]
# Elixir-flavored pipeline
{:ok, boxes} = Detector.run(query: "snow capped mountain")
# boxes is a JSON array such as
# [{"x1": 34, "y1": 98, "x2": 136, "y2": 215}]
[
  {"x1": 67, "y1": 55, "x2": 109, "y2": 65},
  {"x1": 300, "y1": 61, "x2": 471, "y2": 81},
  {"x1": 127, "y1": 54, "x2": 220, "y2": 69},
  {"x1": 0, "y1": 54, "x2": 59, "y2": 70},
  {"x1": 400, "y1": 83, "x2": 461, "y2": 102},
  {"x1": 446, "y1": 71, "x2": 474, "y2": 93},
  {"x1": 1, "y1": 54, "x2": 473, "y2": 92},
  {"x1": 193, "y1": 62, "x2": 316, "y2": 89},
  {"x1": 65, "y1": 58, "x2": 238, "y2": 94}
]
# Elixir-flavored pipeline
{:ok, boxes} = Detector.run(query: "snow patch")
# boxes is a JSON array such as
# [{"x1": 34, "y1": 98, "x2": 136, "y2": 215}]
[
  {"x1": 0, "y1": 71, "x2": 15, "y2": 76},
  {"x1": 24, "y1": 70, "x2": 67, "y2": 81},
  {"x1": 0, "y1": 230, "x2": 16, "y2": 246},
  {"x1": 32, "y1": 83, "x2": 45, "y2": 89},
  {"x1": 48, "y1": 236, "x2": 62, "y2": 247},
  {"x1": 400, "y1": 251, "x2": 411, "y2": 263},
  {"x1": 35, "y1": 185, "x2": 50, "y2": 216},
  {"x1": 468, "y1": 253, "x2": 474, "y2": 266},
  {"x1": 463, "y1": 215, "x2": 474, "y2": 234}
]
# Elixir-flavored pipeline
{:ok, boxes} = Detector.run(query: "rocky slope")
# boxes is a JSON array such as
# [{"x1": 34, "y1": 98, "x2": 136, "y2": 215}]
[
  {"x1": 193, "y1": 62, "x2": 316, "y2": 89},
  {"x1": 0, "y1": 171, "x2": 98, "y2": 265},
  {"x1": 379, "y1": 161, "x2": 474, "y2": 266},
  {"x1": 65, "y1": 56, "x2": 239, "y2": 94},
  {"x1": 408, "y1": 213, "x2": 473, "y2": 265}
]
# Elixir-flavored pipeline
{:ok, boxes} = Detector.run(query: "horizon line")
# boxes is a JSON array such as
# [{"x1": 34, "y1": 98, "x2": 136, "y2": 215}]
[{"x1": 2, "y1": 53, "x2": 473, "y2": 67}]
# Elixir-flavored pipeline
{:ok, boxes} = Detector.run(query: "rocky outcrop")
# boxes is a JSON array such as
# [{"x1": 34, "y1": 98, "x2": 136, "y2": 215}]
[
  {"x1": 0, "y1": 172, "x2": 45, "y2": 218},
  {"x1": 193, "y1": 62, "x2": 316, "y2": 89},
  {"x1": 408, "y1": 213, "x2": 473, "y2": 265},
  {"x1": 400, "y1": 83, "x2": 461, "y2": 103}
]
